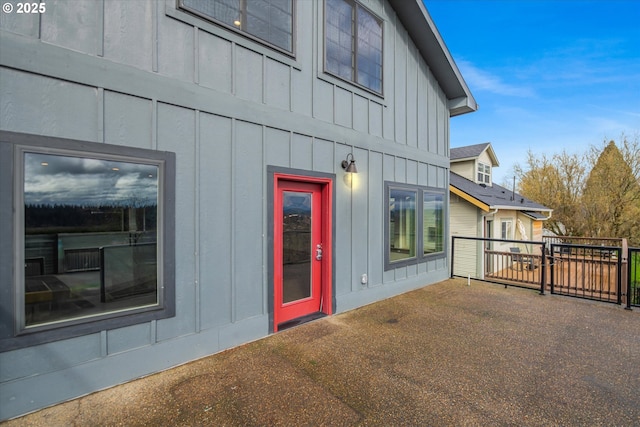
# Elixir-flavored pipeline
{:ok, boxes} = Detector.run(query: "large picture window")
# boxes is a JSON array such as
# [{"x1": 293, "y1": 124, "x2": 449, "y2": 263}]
[
  {"x1": 385, "y1": 183, "x2": 446, "y2": 270},
  {"x1": 0, "y1": 132, "x2": 175, "y2": 351},
  {"x1": 325, "y1": 0, "x2": 383, "y2": 94},
  {"x1": 180, "y1": 0, "x2": 294, "y2": 53}
]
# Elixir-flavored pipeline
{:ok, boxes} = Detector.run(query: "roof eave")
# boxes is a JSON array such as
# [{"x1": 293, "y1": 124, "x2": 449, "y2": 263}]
[
  {"x1": 484, "y1": 144, "x2": 500, "y2": 167},
  {"x1": 449, "y1": 96, "x2": 478, "y2": 117},
  {"x1": 450, "y1": 185, "x2": 491, "y2": 212},
  {"x1": 389, "y1": 0, "x2": 477, "y2": 116},
  {"x1": 490, "y1": 205, "x2": 553, "y2": 214}
]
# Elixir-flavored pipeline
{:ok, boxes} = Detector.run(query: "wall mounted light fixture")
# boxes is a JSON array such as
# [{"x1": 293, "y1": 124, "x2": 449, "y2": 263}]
[{"x1": 341, "y1": 153, "x2": 358, "y2": 173}]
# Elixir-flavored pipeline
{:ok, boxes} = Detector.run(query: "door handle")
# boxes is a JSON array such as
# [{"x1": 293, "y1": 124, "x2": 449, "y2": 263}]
[{"x1": 315, "y1": 244, "x2": 323, "y2": 261}]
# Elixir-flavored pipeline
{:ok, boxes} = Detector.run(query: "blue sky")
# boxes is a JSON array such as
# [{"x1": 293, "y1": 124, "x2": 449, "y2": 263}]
[{"x1": 425, "y1": 0, "x2": 640, "y2": 185}]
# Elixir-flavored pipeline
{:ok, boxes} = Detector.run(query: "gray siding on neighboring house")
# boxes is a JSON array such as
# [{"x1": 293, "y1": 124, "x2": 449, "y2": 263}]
[{"x1": 0, "y1": 0, "x2": 460, "y2": 419}]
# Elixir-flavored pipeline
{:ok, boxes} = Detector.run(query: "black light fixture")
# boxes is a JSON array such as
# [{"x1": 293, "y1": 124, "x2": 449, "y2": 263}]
[{"x1": 341, "y1": 153, "x2": 358, "y2": 173}]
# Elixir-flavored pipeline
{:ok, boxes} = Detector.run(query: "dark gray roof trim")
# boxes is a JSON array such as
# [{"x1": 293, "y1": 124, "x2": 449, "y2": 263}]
[
  {"x1": 388, "y1": 0, "x2": 477, "y2": 116},
  {"x1": 522, "y1": 211, "x2": 549, "y2": 220},
  {"x1": 450, "y1": 143, "x2": 491, "y2": 160},
  {"x1": 450, "y1": 172, "x2": 552, "y2": 213}
]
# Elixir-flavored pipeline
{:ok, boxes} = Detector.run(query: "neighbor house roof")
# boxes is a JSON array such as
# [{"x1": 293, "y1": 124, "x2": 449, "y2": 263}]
[
  {"x1": 450, "y1": 143, "x2": 499, "y2": 166},
  {"x1": 450, "y1": 172, "x2": 552, "y2": 215},
  {"x1": 389, "y1": 0, "x2": 477, "y2": 116}
]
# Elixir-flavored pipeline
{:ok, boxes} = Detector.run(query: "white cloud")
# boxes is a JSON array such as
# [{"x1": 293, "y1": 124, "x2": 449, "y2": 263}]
[
  {"x1": 24, "y1": 153, "x2": 158, "y2": 206},
  {"x1": 457, "y1": 59, "x2": 536, "y2": 98}
]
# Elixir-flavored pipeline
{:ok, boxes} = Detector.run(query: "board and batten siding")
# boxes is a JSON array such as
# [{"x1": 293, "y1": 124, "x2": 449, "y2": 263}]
[
  {"x1": 1, "y1": 0, "x2": 450, "y2": 154},
  {"x1": 0, "y1": 0, "x2": 455, "y2": 419}
]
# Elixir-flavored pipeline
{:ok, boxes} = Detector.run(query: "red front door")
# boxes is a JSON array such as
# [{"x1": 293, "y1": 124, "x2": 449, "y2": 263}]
[{"x1": 273, "y1": 176, "x2": 332, "y2": 331}]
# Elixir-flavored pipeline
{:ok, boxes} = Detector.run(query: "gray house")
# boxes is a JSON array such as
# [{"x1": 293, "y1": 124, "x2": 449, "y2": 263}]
[{"x1": 0, "y1": 0, "x2": 476, "y2": 419}]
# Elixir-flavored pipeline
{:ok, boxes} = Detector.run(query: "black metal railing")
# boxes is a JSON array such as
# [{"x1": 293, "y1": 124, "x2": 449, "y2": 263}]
[
  {"x1": 452, "y1": 236, "x2": 636, "y2": 310},
  {"x1": 542, "y1": 235, "x2": 623, "y2": 247},
  {"x1": 451, "y1": 236, "x2": 547, "y2": 294},
  {"x1": 628, "y1": 247, "x2": 640, "y2": 309},
  {"x1": 549, "y1": 243, "x2": 622, "y2": 304}
]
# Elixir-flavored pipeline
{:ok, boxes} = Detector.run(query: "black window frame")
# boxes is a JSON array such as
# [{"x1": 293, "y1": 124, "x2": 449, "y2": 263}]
[
  {"x1": 384, "y1": 182, "x2": 447, "y2": 271},
  {"x1": 178, "y1": 0, "x2": 296, "y2": 55},
  {"x1": 324, "y1": 0, "x2": 384, "y2": 95},
  {"x1": 0, "y1": 131, "x2": 176, "y2": 352}
]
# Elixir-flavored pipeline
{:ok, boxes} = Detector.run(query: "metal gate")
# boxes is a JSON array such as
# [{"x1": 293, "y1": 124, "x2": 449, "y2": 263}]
[{"x1": 548, "y1": 243, "x2": 622, "y2": 304}]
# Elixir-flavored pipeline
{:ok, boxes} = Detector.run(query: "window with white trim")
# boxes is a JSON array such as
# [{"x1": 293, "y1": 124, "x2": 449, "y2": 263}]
[
  {"x1": 501, "y1": 219, "x2": 513, "y2": 240},
  {"x1": 0, "y1": 132, "x2": 175, "y2": 352},
  {"x1": 179, "y1": 0, "x2": 294, "y2": 53},
  {"x1": 477, "y1": 162, "x2": 491, "y2": 184},
  {"x1": 325, "y1": 0, "x2": 383, "y2": 94}
]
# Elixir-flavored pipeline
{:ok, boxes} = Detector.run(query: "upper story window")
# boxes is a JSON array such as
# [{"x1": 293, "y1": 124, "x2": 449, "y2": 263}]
[
  {"x1": 477, "y1": 162, "x2": 491, "y2": 184},
  {"x1": 180, "y1": 0, "x2": 294, "y2": 53},
  {"x1": 325, "y1": 0, "x2": 383, "y2": 94}
]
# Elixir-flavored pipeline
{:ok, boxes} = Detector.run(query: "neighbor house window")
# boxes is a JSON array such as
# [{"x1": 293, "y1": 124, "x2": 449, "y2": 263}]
[
  {"x1": 477, "y1": 162, "x2": 491, "y2": 184},
  {"x1": 180, "y1": 0, "x2": 294, "y2": 53},
  {"x1": 501, "y1": 219, "x2": 513, "y2": 240},
  {"x1": 0, "y1": 132, "x2": 175, "y2": 351},
  {"x1": 385, "y1": 183, "x2": 446, "y2": 269},
  {"x1": 325, "y1": 0, "x2": 383, "y2": 94}
]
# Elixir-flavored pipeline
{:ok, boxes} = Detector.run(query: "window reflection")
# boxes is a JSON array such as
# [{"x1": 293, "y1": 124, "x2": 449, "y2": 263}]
[
  {"x1": 389, "y1": 189, "x2": 416, "y2": 261},
  {"x1": 282, "y1": 192, "x2": 312, "y2": 303},
  {"x1": 181, "y1": 0, "x2": 293, "y2": 52},
  {"x1": 24, "y1": 152, "x2": 159, "y2": 327},
  {"x1": 326, "y1": 0, "x2": 383, "y2": 94},
  {"x1": 423, "y1": 193, "x2": 444, "y2": 254}
]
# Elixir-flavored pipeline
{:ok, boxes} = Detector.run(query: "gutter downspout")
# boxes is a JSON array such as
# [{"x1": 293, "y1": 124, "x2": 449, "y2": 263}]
[{"x1": 483, "y1": 208, "x2": 499, "y2": 219}]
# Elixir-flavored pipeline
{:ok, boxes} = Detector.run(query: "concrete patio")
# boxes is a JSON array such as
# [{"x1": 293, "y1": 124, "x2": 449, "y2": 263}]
[{"x1": 3, "y1": 278, "x2": 639, "y2": 426}]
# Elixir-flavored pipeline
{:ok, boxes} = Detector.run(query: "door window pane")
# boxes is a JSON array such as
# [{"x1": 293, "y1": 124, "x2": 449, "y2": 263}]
[
  {"x1": 282, "y1": 191, "x2": 312, "y2": 303},
  {"x1": 389, "y1": 188, "x2": 416, "y2": 261},
  {"x1": 23, "y1": 152, "x2": 159, "y2": 327}
]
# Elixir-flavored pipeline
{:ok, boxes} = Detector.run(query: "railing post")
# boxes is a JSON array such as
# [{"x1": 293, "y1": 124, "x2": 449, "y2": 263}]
[
  {"x1": 549, "y1": 244, "x2": 555, "y2": 295},
  {"x1": 626, "y1": 247, "x2": 632, "y2": 310},
  {"x1": 540, "y1": 242, "x2": 546, "y2": 295},
  {"x1": 450, "y1": 236, "x2": 455, "y2": 278},
  {"x1": 617, "y1": 247, "x2": 623, "y2": 305}
]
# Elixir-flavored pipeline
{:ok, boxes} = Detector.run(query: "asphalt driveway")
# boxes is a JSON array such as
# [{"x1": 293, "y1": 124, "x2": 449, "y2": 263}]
[{"x1": 4, "y1": 278, "x2": 640, "y2": 426}]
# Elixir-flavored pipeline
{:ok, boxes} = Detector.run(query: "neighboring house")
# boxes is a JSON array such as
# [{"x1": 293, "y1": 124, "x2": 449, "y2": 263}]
[
  {"x1": 0, "y1": 0, "x2": 476, "y2": 419},
  {"x1": 449, "y1": 143, "x2": 552, "y2": 278}
]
